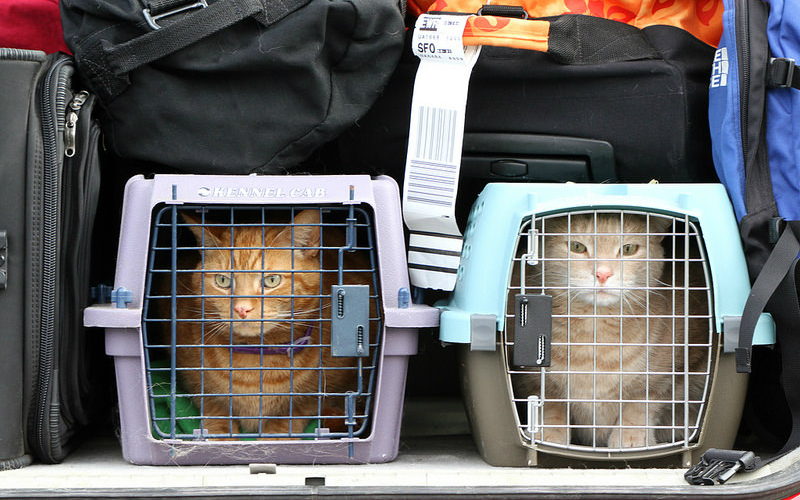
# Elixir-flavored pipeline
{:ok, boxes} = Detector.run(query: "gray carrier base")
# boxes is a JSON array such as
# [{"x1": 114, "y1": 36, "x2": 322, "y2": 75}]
[{"x1": 460, "y1": 344, "x2": 748, "y2": 468}]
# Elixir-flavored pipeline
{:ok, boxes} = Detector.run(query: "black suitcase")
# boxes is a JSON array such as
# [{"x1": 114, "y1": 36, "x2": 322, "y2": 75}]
[{"x1": 0, "y1": 48, "x2": 101, "y2": 467}]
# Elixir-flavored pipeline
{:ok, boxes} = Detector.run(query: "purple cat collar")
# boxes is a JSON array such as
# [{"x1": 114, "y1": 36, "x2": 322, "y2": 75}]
[{"x1": 231, "y1": 328, "x2": 313, "y2": 356}]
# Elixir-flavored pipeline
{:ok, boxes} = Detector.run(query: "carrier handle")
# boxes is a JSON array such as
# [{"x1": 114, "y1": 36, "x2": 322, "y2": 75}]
[{"x1": 460, "y1": 132, "x2": 617, "y2": 183}]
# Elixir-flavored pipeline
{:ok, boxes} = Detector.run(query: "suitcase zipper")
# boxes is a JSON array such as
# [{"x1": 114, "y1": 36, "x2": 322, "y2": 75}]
[
  {"x1": 736, "y1": 0, "x2": 751, "y2": 163},
  {"x1": 64, "y1": 91, "x2": 89, "y2": 158},
  {"x1": 28, "y1": 54, "x2": 73, "y2": 463},
  {"x1": 59, "y1": 93, "x2": 100, "y2": 428}
]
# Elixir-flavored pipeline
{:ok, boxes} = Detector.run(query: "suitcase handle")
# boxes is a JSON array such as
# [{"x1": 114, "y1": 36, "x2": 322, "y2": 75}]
[{"x1": 460, "y1": 132, "x2": 617, "y2": 183}]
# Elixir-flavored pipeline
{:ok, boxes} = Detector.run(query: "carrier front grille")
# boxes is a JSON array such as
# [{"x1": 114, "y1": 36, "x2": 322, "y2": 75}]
[
  {"x1": 141, "y1": 204, "x2": 382, "y2": 441},
  {"x1": 504, "y1": 210, "x2": 715, "y2": 453}
]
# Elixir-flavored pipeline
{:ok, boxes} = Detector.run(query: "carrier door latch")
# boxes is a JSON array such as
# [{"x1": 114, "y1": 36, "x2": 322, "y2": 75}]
[
  {"x1": 513, "y1": 294, "x2": 552, "y2": 368},
  {"x1": 331, "y1": 285, "x2": 370, "y2": 357}
]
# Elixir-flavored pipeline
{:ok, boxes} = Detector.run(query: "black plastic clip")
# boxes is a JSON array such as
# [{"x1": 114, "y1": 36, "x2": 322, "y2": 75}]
[
  {"x1": 684, "y1": 449, "x2": 760, "y2": 485},
  {"x1": 769, "y1": 217, "x2": 787, "y2": 245},
  {"x1": 767, "y1": 57, "x2": 800, "y2": 89},
  {"x1": 477, "y1": 4, "x2": 529, "y2": 19}
]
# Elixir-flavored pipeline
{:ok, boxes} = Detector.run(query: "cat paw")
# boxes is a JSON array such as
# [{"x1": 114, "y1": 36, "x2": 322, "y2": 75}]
[
  {"x1": 541, "y1": 427, "x2": 570, "y2": 446},
  {"x1": 606, "y1": 428, "x2": 649, "y2": 449}
]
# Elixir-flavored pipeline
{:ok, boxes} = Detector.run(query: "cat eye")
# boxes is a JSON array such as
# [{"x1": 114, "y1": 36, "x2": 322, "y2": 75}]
[
  {"x1": 569, "y1": 241, "x2": 587, "y2": 254},
  {"x1": 621, "y1": 243, "x2": 639, "y2": 256},
  {"x1": 262, "y1": 274, "x2": 282, "y2": 288},
  {"x1": 214, "y1": 273, "x2": 232, "y2": 289}
]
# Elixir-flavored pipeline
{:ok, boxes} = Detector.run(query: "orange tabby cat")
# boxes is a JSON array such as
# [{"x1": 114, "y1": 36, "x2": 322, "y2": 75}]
[
  {"x1": 160, "y1": 209, "x2": 374, "y2": 438},
  {"x1": 511, "y1": 213, "x2": 710, "y2": 449}
]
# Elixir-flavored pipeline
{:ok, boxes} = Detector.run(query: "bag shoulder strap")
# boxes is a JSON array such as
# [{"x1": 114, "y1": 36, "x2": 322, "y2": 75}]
[
  {"x1": 75, "y1": 0, "x2": 310, "y2": 101},
  {"x1": 688, "y1": 221, "x2": 800, "y2": 484},
  {"x1": 735, "y1": 221, "x2": 800, "y2": 373}
]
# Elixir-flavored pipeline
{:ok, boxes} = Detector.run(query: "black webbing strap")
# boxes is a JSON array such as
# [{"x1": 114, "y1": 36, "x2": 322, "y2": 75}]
[
  {"x1": 762, "y1": 225, "x2": 800, "y2": 460},
  {"x1": 77, "y1": 0, "x2": 310, "y2": 100},
  {"x1": 145, "y1": 0, "x2": 194, "y2": 12},
  {"x1": 692, "y1": 221, "x2": 800, "y2": 484},
  {"x1": 108, "y1": 0, "x2": 298, "y2": 75},
  {"x1": 735, "y1": 221, "x2": 800, "y2": 373}
]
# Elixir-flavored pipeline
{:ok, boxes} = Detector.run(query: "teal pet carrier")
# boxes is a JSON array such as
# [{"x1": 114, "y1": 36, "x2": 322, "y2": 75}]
[{"x1": 438, "y1": 183, "x2": 775, "y2": 467}]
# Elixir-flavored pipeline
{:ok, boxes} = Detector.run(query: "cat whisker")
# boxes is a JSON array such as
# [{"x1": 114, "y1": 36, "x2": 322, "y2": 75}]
[{"x1": 290, "y1": 305, "x2": 332, "y2": 316}]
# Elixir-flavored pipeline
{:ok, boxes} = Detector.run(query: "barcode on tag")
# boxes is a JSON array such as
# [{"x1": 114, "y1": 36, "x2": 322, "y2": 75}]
[
  {"x1": 406, "y1": 106, "x2": 460, "y2": 208},
  {"x1": 405, "y1": 160, "x2": 458, "y2": 207},
  {"x1": 414, "y1": 106, "x2": 457, "y2": 163}
]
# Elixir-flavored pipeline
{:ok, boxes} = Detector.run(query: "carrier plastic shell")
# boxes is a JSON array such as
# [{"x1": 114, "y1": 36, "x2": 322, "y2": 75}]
[
  {"x1": 439, "y1": 183, "x2": 774, "y2": 347},
  {"x1": 437, "y1": 182, "x2": 775, "y2": 467},
  {"x1": 85, "y1": 174, "x2": 440, "y2": 465}
]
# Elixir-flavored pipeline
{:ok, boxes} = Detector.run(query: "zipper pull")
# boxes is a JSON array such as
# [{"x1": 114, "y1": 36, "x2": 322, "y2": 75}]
[{"x1": 64, "y1": 91, "x2": 89, "y2": 158}]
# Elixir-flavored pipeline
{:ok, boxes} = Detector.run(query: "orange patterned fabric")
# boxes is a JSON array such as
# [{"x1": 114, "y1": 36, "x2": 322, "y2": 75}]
[
  {"x1": 410, "y1": 0, "x2": 723, "y2": 48},
  {"x1": 463, "y1": 17, "x2": 551, "y2": 52}
]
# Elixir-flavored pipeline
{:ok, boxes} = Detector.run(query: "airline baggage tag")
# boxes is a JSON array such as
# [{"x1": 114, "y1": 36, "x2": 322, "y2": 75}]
[{"x1": 403, "y1": 14, "x2": 481, "y2": 291}]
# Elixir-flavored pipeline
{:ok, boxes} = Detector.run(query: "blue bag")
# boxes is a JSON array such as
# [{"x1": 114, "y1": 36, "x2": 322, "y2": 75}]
[{"x1": 694, "y1": 0, "x2": 800, "y2": 485}]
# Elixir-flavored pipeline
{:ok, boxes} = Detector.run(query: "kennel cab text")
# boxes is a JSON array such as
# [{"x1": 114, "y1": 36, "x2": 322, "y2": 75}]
[{"x1": 197, "y1": 186, "x2": 328, "y2": 200}]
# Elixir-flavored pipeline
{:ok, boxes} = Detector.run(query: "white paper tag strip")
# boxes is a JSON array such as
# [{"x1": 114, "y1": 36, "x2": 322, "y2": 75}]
[{"x1": 402, "y1": 14, "x2": 481, "y2": 291}]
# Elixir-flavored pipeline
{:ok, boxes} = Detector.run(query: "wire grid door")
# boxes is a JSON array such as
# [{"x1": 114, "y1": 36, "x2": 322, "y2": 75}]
[
  {"x1": 504, "y1": 209, "x2": 715, "y2": 453},
  {"x1": 142, "y1": 204, "x2": 382, "y2": 441}
]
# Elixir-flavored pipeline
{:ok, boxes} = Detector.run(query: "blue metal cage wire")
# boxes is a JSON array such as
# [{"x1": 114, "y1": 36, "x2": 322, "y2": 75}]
[{"x1": 141, "y1": 204, "x2": 383, "y2": 441}]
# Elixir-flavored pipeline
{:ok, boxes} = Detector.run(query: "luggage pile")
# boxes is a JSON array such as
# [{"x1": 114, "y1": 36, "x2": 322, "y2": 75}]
[{"x1": 1, "y1": 0, "x2": 799, "y2": 494}]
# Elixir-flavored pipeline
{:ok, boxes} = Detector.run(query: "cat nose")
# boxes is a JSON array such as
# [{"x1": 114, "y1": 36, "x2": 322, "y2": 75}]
[
  {"x1": 234, "y1": 303, "x2": 253, "y2": 319},
  {"x1": 596, "y1": 268, "x2": 613, "y2": 284}
]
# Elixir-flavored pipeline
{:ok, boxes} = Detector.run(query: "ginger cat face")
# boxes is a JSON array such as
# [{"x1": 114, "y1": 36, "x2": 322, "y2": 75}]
[{"x1": 184, "y1": 209, "x2": 325, "y2": 343}]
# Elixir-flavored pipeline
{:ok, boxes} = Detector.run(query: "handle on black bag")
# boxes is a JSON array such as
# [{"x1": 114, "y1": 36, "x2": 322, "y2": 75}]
[
  {"x1": 466, "y1": 7, "x2": 660, "y2": 64},
  {"x1": 77, "y1": 0, "x2": 311, "y2": 100},
  {"x1": 545, "y1": 14, "x2": 660, "y2": 64}
]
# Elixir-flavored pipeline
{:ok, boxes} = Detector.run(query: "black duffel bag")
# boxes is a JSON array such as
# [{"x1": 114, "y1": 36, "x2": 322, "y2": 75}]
[
  {"x1": 60, "y1": 0, "x2": 405, "y2": 174},
  {"x1": 334, "y1": 13, "x2": 720, "y2": 191}
]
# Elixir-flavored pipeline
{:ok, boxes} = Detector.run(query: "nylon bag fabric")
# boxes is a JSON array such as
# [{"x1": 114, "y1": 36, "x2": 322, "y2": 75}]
[
  {"x1": 709, "y1": 0, "x2": 800, "y2": 279},
  {"x1": 334, "y1": 0, "x2": 723, "y2": 202},
  {"x1": 0, "y1": 49, "x2": 102, "y2": 468},
  {"x1": 407, "y1": 0, "x2": 723, "y2": 48},
  {"x1": 60, "y1": 0, "x2": 405, "y2": 174},
  {"x1": 704, "y1": 0, "x2": 800, "y2": 476}
]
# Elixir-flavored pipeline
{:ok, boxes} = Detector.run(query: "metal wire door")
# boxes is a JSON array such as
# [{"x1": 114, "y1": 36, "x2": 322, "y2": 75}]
[
  {"x1": 141, "y1": 204, "x2": 382, "y2": 441},
  {"x1": 505, "y1": 210, "x2": 715, "y2": 453}
]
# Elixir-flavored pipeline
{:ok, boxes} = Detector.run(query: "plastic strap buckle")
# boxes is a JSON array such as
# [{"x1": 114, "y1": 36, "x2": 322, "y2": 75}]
[
  {"x1": 143, "y1": 0, "x2": 208, "y2": 30},
  {"x1": 684, "y1": 449, "x2": 760, "y2": 485},
  {"x1": 767, "y1": 57, "x2": 799, "y2": 89}
]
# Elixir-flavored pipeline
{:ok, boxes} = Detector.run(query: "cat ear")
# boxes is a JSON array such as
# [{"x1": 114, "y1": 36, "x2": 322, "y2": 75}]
[
  {"x1": 647, "y1": 215, "x2": 674, "y2": 242},
  {"x1": 283, "y1": 210, "x2": 321, "y2": 256},
  {"x1": 180, "y1": 212, "x2": 223, "y2": 248}
]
